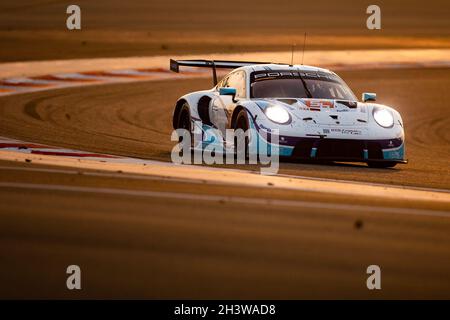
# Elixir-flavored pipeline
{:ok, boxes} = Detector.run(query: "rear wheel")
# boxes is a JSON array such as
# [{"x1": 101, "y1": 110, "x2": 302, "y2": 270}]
[
  {"x1": 177, "y1": 104, "x2": 191, "y2": 132},
  {"x1": 367, "y1": 161, "x2": 397, "y2": 168},
  {"x1": 176, "y1": 103, "x2": 193, "y2": 150}
]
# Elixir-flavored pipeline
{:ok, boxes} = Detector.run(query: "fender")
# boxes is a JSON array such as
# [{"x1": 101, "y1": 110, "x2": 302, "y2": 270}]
[{"x1": 172, "y1": 89, "x2": 215, "y2": 127}]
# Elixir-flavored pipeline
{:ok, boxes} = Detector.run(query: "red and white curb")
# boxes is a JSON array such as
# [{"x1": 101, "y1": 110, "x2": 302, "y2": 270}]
[
  {"x1": 0, "y1": 64, "x2": 220, "y2": 161},
  {"x1": 0, "y1": 136, "x2": 121, "y2": 160},
  {"x1": 1, "y1": 54, "x2": 449, "y2": 97},
  {"x1": 0, "y1": 135, "x2": 193, "y2": 166},
  {"x1": 0, "y1": 67, "x2": 213, "y2": 97}
]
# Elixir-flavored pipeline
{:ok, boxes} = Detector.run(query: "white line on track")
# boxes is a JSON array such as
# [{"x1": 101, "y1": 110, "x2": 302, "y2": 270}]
[
  {"x1": 1, "y1": 164, "x2": 449, "y2": 195},
  {"x1": 0, "y1": 182, "x2": 449, "y2": 219},
  {"x1": 3, "y1": 161, "x2": 450, "y2": 197},
  {"x1": 0, "y1": 165, "x2": 204, "y2": 184},
  {"x1": 1, "y1": 151, "x2": 449, "y2": 204},
  {"x1": 275, "y1": 173, "x2": 450, "y2": 194}
]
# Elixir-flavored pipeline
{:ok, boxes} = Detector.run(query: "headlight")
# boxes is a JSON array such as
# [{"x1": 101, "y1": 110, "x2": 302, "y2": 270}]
[
  {"x1": 373, "y1": 107, "x2": 394, "y2": 128},
  {"x1": 265, "y1": 105, "x2": 291, "y2": 124}
]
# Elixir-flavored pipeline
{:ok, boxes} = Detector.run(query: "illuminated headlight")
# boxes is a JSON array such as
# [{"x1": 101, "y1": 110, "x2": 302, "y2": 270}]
[
  {"x1": 373, "y1": 107, "x2": 394, "y2": 128},
  {"x1": 265, "y1": 105, "x2": 291, "y2": 124}
]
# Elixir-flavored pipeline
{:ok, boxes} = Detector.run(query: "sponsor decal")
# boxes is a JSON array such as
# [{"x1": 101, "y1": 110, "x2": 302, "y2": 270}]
[
  {"x1": 252, "y1": 71, "x2": 339, "y2": 82},
  {"x1": 302, "y1": 99, "x2": 334, "y2": 111},
  {"x1": 342, "y1": 129, "x2": 362, "y2": 135},
  {"x1": 259, "y1": 124, "x2": 272, "y2": 131},
  {"x1": 323, "y1": 128, "x2": 362, "y2": 135}
]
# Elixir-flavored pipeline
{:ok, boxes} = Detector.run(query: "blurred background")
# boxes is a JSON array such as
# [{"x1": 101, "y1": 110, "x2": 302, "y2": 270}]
[{"x1": 0, "y1": 0, "x2": 449, "y2": 61}]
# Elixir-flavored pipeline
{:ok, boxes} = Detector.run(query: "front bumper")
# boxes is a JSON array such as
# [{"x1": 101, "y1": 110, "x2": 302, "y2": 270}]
[{"x1": 270, "y1": 136, "x2": 407, "y2": 163}]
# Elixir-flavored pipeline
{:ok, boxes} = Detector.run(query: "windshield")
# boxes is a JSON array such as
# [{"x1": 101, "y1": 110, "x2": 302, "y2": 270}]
[{"x1": 250, "y1": 70, "x2": 357, "y2": 101}]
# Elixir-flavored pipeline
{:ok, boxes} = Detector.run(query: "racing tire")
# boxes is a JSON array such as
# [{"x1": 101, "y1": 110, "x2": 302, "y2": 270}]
[
  {"x1": 177, "y1": 103, "x2": 191, "y2": 132},
  {"x1": 234, "y1": 109, "x2": 250, "y2": 159},
  {"x1": 176, "y1": 103, "x2": 193, "y2": 150},
  {"x1": 367, "y1": 161, "x2": 397, "y2": 168}
]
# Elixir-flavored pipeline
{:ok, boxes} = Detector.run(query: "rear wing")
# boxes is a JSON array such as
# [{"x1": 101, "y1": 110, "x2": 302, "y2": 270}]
[{"x1": 169, "y1": 59, "x2": 271, "y2": 86}]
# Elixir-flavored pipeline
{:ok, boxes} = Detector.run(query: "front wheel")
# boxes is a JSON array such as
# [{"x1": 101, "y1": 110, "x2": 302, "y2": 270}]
[
  {"x1": 233, "y1": 109, "x2": 250, "y2": 158},
  {"x1": 367, "y1": 161, "x2": 397, "y2": 168}
]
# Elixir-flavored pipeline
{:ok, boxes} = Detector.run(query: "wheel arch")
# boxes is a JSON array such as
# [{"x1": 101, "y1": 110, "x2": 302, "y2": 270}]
[{"x1": 173, "y1": 90, "x2": 215, "y2": 129}]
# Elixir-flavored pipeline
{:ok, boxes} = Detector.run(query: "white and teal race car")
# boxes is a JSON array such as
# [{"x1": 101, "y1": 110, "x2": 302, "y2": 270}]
[{"x1": 171, "y1": 59, "x2": 406, "y2": 168}]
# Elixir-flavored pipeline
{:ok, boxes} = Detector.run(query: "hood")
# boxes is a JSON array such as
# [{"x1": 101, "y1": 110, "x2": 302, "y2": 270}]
[{"x1": 270, "y1": 98, "x2": 370, "y2": 126}]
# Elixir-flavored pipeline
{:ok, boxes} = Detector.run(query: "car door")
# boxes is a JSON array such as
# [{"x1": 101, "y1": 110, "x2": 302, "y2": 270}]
[{"x1": 210, "y1": 71, "x2": 246, "y2": 135}]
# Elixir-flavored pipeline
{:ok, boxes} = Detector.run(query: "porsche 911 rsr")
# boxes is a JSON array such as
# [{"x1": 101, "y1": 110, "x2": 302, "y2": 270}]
[{"x1": 170, "y1": 59, "x2": 406, "y2": 168}]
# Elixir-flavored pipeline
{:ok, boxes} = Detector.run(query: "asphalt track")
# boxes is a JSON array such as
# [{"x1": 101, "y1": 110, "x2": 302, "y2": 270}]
[
  {"x1": 0, "y1": 67, "x2": 449, "y2": 298},
  {"x1": 0, "y1": 68, "x2": 449, "y2": 189}
]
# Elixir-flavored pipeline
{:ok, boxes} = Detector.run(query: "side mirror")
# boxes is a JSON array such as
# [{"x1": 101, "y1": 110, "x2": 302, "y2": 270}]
[
  {"x1": 219, "y1": 87, "x2": 236, "y2": 96},
  {"x1": 362, "y1": 92, "x2": 376, "y2": 102},
  {"x1": 219, "y1": 87, "x2": 237, "y2": 102}
]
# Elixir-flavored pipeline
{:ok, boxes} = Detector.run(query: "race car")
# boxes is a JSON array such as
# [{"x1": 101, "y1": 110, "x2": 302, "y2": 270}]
[{"x1": 170, "y1": 59, "x2": 406, "y2": 168}]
